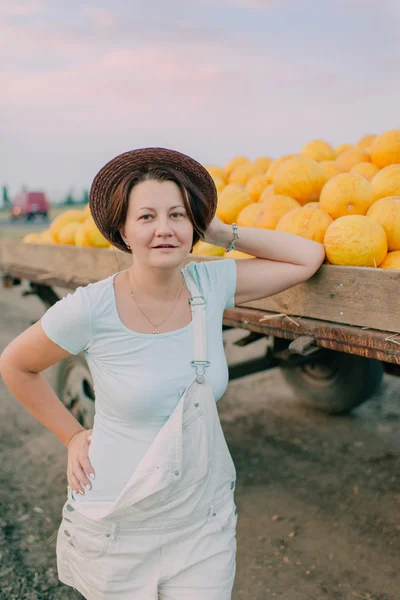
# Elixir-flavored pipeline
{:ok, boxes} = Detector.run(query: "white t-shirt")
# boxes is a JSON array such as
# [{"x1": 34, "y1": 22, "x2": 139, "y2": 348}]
[{"x1": 41, "y1": 258, "x2": 237, "y2": 504}]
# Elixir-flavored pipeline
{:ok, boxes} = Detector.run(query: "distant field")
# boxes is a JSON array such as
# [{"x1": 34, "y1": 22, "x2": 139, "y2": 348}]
[{"x1": 0, "y1": 205, "x2": 79, "y2": 223}]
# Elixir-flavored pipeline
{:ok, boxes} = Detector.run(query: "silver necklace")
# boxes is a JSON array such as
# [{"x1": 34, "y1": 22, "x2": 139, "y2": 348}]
[{"x1": 127, "y1": 270, "x2": 185, "y2": 334}]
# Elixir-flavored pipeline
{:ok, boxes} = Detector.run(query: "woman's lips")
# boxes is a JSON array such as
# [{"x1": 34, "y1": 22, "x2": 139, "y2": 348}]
[{"x1": 153, "y1": 246, "x2": 176, "y2": 250}]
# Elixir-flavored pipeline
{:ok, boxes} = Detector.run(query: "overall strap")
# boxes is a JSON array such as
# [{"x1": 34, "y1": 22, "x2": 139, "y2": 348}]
[{"x1": 181, "y1": 265, "x2": 209, "y2": 383}]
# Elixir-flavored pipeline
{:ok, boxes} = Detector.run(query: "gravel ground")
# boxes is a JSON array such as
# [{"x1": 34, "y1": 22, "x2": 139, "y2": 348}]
[{"x1": 0, "y1": 279, "x2": 399, "y2": 600}]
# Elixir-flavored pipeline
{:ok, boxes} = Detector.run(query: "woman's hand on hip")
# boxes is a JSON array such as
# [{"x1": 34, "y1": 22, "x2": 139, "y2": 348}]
[{"x1": 67, "y1": 429, "x2": 95, "y2": 495}]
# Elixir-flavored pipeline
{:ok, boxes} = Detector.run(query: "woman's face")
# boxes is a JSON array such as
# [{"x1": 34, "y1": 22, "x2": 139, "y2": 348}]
[{"x1": 120, "y1": 179, "x2": 194, "y2": 266}]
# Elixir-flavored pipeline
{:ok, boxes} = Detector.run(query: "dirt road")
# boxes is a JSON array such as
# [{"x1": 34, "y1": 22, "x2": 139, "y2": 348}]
[{"x1": 0, "y1": 281, "x2": 399, "y2": 599}]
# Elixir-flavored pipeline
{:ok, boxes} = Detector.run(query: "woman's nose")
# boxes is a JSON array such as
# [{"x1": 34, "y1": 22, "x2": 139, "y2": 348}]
[{"x1": 154, "y1": 219, "x2": 174, "y2": 234}]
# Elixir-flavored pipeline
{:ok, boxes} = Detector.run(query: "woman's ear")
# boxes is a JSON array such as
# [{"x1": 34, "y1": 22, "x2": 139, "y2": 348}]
[{"x1": 118, "y1": 226, "x2": 127, "y2": 245}]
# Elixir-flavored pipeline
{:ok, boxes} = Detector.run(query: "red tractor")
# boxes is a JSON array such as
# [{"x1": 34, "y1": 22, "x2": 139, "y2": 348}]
[{"x1": 10, "y1": 191, "x2": 50, "y2": 222}]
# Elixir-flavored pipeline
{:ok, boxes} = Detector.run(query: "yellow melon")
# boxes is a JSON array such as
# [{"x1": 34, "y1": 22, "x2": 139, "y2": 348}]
[
  {"x1": 302, "y1": 202, "x2": 321, "y2": 210},
  {"x1": 335, "y1": 143, "x2": 354, "y2": 156},
  {"x1": 300, "y1": 139, "x2": 336, "y2": 162},
  {"x1": 320, "y1": 160, "x2": 344, "y2": 181},
  {"x1": 192, "y1": 241, "x2": 225, "y2": 257},
  {"x1": 83, "y1": 216, "x2": 110, "y2": 247},
  {"x1": 216, "y1": 183, "x2": 253, "y2": 224},
  {"x1": 245, "y1": 174, "x2": 270, "y2": 202},
  {"x1": 227, "y1": 250, "x2": 254, "y2": 259},
  {"x1": 379, "y1": 251, "x2": 400, "y2": 270},
  {"x1": 258, "y1": 184, "x2": 276, "y2": 202},
  {"x1": 366, "y1": 196, "x2": 400, "y2": 251},
  {"x1": 229, "y1": 162, "x2": 261, "y2": 185},
  {"x1": 320, "y1": 173, "x2": 375, "y2": 219},
  {"x1": 350, "y1": 162, "x2": 379, "y2": 182},
  {"x1": 323, "y1": 215, "x2": 387, "y2": 267},
  {"x1": 83, "y1": 203, "x2": 91, "y2": 217},
  {"x1": 369, "y1": 130, "x2": 400, "y2": 168},
  {"x1": 75, "y1": 224, "x2": 92, "y2": 247},
  {"x1": 50, "y1": 209, "x2": 87, "y2": 243},
  {"x1": 265, "y1": 154, "x2": 297, "y2": 184},
  {"x1": 276, "y1": 207, "x2": 333, "y2": 243},
  {"x1": 204, "y1": 165, "x2": 227, "y2": 182},
  {"x1": 224, "y1": 156, "x2": 250, "y2": 177},
  {"x1": 273, "y1": 156, "x2": 327, "y2": 205},
  {"x1": 237, "y1": 202, "x2": 263, "y2": 227},
  {"x1": 252, "y1": 156, "x2": 273, "y2": 173},
  {"x1": 59, "y1": 222, "x2": 82, "y2": 245},
  {"x1": 336, "y1": 148, "x2": 370, "y2": 171},
  {"x1": 256, "y1": 195, "x2": 301, "y2": 230},
  {"x1": 370, "y1": 164, "x2": 400, "y2": 200},
  {"x1": 212, "y1": 175, "x2": 226, "y2": 193},
  {"x1": 23, "y1": 233, "x2": 42, "y2": 244},
  {"x1": 39, "y1": 230, "x2": 57, "y2": 244},
  {"x1": 356, "y1": 134, "x2": 377, "y2": 150}
]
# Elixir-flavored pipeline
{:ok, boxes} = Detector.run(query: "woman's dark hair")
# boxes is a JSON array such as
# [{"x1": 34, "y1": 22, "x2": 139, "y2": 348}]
[{"x1": 105, "y1": 166, "x2": 214, "y2": 254}]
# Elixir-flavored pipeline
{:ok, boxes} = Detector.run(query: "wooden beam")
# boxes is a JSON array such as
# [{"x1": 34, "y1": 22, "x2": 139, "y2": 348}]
[
  {"x1": 2, "y1": 239, "x2": 400, "y2": 333},
  {"x1": 223, "y1": 307, "x2": 400, "y2": 365}
]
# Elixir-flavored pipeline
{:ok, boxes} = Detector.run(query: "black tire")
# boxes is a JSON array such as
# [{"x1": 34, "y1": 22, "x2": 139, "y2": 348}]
[
  {"x1": 281, "y1": 350, "x2": 384, "y2": 414},
  {"x1": 56, "y1": 354, "x2": 95, "y2": 429}
]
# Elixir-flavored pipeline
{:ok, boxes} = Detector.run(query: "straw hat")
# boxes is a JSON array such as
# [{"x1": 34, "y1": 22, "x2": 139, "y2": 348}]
[{"x1": 89, "y1": 147, "x2": 217, "y2": 252}]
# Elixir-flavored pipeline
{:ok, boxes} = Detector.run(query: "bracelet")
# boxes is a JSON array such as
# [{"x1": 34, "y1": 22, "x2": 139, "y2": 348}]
[
  {"x1": 66, "y1": 429, "x2": 85, "y2": 447},
  {"x1": 225, "y1": 223, "x2": 239, "y2": 253}
]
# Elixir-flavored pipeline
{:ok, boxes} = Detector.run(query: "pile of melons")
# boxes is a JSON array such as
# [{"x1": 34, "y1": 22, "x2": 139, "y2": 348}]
[
  {"x1": 23, "y1": 129, "x2": 400, "y2": 269},
  {"x1": 195, "y1": 129, "x2": 400, "y2": 270},
  {"x1": 23, "y1": 204, "x2": 112, "y2": 249}
]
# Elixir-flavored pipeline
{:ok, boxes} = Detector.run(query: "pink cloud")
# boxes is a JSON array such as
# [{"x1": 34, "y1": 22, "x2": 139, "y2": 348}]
[
  {"x1": 1, "y1": 22, "x2": 97, "y2": 58},
  {"x1": 198, "y1": 0, "x2": 277, "y2": 6},
  {"x1": 81, "y1": 7, "x2": 118, "y2": 29},
  {"x1": 1, "y1": 46, "x2": 229, "y2": 139},
  {"x1": 0, "y1": 0, "x2": 48, "y2": 17}
]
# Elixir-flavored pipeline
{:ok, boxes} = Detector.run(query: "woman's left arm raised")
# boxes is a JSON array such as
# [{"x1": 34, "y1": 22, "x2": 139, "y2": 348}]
[{"x1": 203, "y1": 216, "x2": 326, "y2": 305}]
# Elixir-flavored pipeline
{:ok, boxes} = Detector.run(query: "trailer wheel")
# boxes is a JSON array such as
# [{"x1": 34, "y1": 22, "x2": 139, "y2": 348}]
[
  {"x1": 281, "y1": 351, "x2": 383, "y2": 414},
  {"x1": 56, "y1": 354, "x2": 95, "y2": 429}
]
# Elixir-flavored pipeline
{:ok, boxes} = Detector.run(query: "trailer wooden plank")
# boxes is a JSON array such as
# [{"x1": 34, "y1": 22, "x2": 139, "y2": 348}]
[
  {"x1": 1, "y1": 239, "x2": 400, "y2": 332},
  {"x1": 243, "y1": 264, "x2": 400, "y2": 333},
  {"x1": 0, "y1": 240, "x2": 215, "y2": 288}
]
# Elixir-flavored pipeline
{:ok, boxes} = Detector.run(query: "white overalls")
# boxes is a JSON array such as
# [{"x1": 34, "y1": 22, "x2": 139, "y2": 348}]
[{"x1": 56, "y1": 273, "x2": 238, "y2": 599}]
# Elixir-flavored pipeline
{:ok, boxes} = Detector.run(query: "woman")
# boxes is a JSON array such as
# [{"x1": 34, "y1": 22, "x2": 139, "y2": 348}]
[{"x1": 0, "y1": 147, "x2": 325, "y2": 599}]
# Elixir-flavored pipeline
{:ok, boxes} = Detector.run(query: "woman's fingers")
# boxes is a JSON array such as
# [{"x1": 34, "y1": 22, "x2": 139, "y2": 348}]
[
  {"x1": 68, "y1": 473, "x2": 85, "y2": 495},
  {"x1": 66, "y1": 429, "x2": 95, "y2": 495},
  {"x1": 80, "y1": 456, "x2": 96, "y2": 481},
  {"x1": 74, "y1": 461, "x2": 92, "y2": 491}
]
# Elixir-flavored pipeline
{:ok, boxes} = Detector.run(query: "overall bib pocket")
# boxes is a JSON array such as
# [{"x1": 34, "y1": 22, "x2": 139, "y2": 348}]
[
  {"x1": 132, "y1": 406, "x2": 210, "y2": 512},
  {"x1": 61, "y1": 505, "x2": 112, "y2": 560}
]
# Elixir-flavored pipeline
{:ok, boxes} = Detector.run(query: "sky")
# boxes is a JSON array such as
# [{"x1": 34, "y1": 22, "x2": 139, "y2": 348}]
[{"x1": 2, "y1": 0, "x2": 400, "y2": 202}]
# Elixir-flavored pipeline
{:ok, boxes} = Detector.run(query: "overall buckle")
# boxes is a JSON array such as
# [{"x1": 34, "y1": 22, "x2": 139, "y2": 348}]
[
  {"x1": 188, "y1": 295, "x2": 205, "y2": 306},
  {"x1": 191, "y1": 360, "x2": 210, "y2": 383}
]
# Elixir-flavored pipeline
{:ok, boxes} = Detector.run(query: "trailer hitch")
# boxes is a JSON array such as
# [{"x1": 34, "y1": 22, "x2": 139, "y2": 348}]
[{"x1": 288, "y1": 335, "x2": 320, "y2": 356}]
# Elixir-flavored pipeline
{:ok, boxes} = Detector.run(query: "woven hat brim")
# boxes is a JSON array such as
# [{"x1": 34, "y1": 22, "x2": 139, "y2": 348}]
[{"x1": 89, "y1": 147, "x2": 217, "y2": 252}]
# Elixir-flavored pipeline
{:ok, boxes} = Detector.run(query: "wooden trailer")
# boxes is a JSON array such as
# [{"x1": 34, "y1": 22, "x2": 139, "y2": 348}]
[{"x1": 1, "y1": 239, "x2": 400, "y2": 427}]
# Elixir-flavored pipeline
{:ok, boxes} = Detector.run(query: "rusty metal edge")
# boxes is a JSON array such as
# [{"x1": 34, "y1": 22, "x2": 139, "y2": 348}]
[{"x1": 223, "y1": 307, "x2": 400, "y2": 365}]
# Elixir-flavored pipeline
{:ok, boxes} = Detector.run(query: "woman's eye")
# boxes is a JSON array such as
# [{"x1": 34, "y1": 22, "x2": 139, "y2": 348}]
[{"x1": 140, "y1": 213, "x2": 185, "y2": 221}]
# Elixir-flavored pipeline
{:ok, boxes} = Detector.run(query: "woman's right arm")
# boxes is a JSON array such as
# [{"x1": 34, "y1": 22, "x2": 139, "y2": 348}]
[{"x1": 0, "y1": 320, "x2": 95, "y2": 494}]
